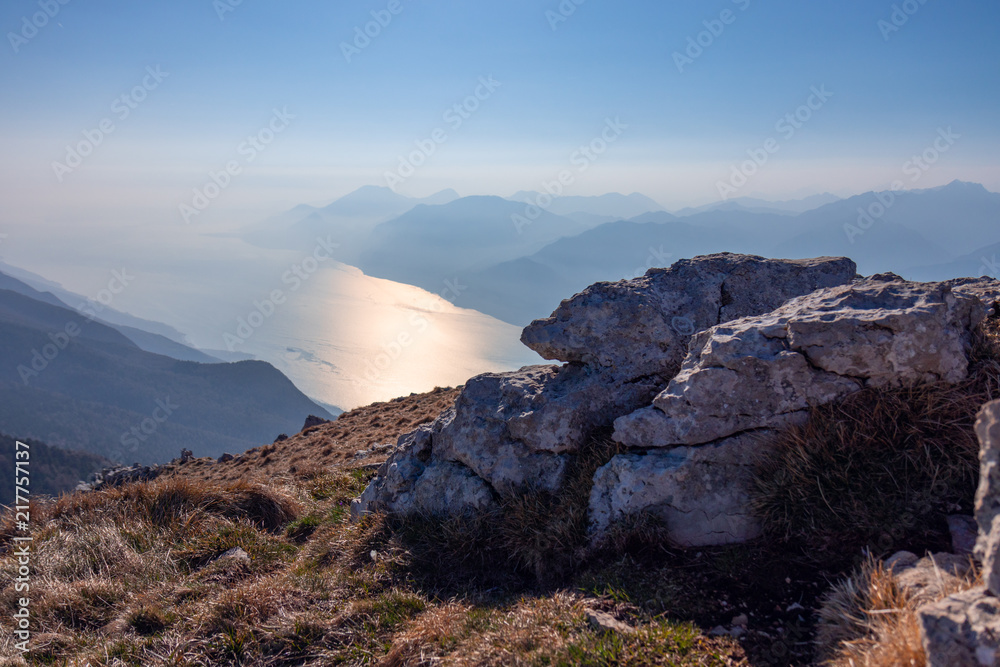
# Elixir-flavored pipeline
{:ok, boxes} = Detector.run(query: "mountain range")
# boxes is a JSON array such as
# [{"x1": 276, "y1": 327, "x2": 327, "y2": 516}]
[
  {"x1": 242, "y1": 180, "x2": 999, "y2": 326},
  {"x1": 5, "y1": 179, "x2": 996, "y2": 473}
]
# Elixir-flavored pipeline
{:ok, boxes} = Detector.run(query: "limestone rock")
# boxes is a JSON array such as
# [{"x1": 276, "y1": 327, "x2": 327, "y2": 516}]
[
  {"x1": 885, "y1": 550, "x2": 920, "y2": 574},
  {"x1": 521, "y1": 253, "x2": 858, "y2": 379},
  {"x1": 615, "y1": 279, "x2": 984, "y2": 449},
  {"x1": 918, "y1": 587, "x2": 1000, "y2": 667},
  {"x1": 351, "y1": 424, "x2": 496, "y2": 519},
  {"x1": 948, "y1": 277, "x2": 1000, "y2": 313},
  {"x1": 216, "y1": 547, "x2": 251, "y2": 564},
  {"x1": 915, "y1": 398, "x2": 1000, "y2": 660},
  {"x1": 977, "y1": 401, "x2": 1000, "y2": 595},
  {"x1": 586, "y1": 610, "x2": 634, "y2": 634},
  {"x1": 588, "y1": 431, "x2": 773, "y2": 547},
  {"x1": 430, "y1": 364, "x2": 666, "y2": 492}
]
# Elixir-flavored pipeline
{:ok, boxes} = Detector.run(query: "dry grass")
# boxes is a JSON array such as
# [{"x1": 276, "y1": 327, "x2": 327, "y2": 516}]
[
  {"x1": 0, "y1": 422, "x2": 745, "y2": 666},
  {"x1": 815, "y1": 555, "x2": 980, "y2": 666},
  {"x1": 753, "y1": 317, "x2": 1000, "y2": 566},
  {"x1": 154, "y1": 386, "x2": 462, "y2": 487},
  {"x1": 382, "y1": 593, "x2": 741, "y2": 667},
  {"x1": 48, "y1": 477, "x2": 301, "y2": 534}
]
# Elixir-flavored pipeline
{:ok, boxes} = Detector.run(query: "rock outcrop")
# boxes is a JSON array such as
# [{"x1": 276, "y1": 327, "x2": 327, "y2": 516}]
[
  {"x1": 614, "y1": 279, "x2": 983, "y2": 449},
  {"x1": 352, "y1": 254, "x2": 857, "y2": 519},
  {"x1": 589, "y1": 431, "x2": 771, "y2": 546},
  {"x1": 977, "y1": 401, "x2": 1000, "y2": 596},
  {"x1": 917, "y1": 401, "x2": 1000, "y2": 665},
  {"x1": 599, "y1": 278, "x2": 986, "y2": 546},
  {"x1": 352, "y1": 254, "x2": 998, "y2": 552}
]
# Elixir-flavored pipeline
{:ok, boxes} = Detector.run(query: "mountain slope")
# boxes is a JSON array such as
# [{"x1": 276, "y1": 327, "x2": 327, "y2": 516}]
[
  {"x1": 0, "y1": 269, "x2": 221, "y2": 363},
  {"x1": 786, "y1": 180, "x2": 1000, "y2": 262},
  {"x1": 674, "y1": 193, "x2": 840, "y2": 216},
  {"x1": 0, "y1": 432, "x2": 110, "y2": 504},
  {"x1": 357, "y1": 195, "x2": 585, "y2": 291},
  {"x1": 241, "y1": 186, "x2": 460, "y2": 255},
  {"x1": 0, "y1": 289, "x2": 335, "y2": 464},
  {"x1": 908, "y1": 241, "x2": 1000, "y2": 282},
  {"x1": 456, "y1": 212, "x2": 797, "y2": 325},
  {"x1": 0, "y1": 261, "x2": 192, "y2": 344},
  {"x1": 507, "y1": 191, "x2": 665, "y2": 219}
]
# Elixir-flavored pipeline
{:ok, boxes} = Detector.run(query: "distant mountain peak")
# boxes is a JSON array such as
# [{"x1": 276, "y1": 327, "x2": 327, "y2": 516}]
[{"x1": 930, "y1": 179, "x2": 990, "y2": 194}]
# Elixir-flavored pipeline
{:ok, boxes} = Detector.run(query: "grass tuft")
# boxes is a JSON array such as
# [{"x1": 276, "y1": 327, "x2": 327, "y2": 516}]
[
  {"x1": 753, "y1": 318, "x2": 1000, "y2": 567},
  {"x1": 815, "y1": 554, "x2": 980, "y2": 666}
]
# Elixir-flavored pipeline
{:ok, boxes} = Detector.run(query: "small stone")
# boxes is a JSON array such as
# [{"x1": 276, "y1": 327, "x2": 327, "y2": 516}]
[
  {"x1": 217, "y1": 453, "x2": 235, "y2": 463},
  {"x1": 586, "y1": 610, "x2": 634, "y2": 634},
  {"x1": 732, "y1": 614, "x2": 749, "y2": 627},
  {"x1": 948, "y1": 515, "x2": 979, "y2": 557},
  {"x1": 302, "y1": 415, "x2": 331, "y2": 431},
  {"x1": 216, "y1": 547, "x2": 250, "y2": 564},
  {"x1": 885, "y1": 550, "x2": 920, "y2": 573}
]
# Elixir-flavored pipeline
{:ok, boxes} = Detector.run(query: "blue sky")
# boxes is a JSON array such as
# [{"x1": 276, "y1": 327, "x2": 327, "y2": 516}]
[{"x1": 1, "y1": 0, "x2": 998, "y2": 227}]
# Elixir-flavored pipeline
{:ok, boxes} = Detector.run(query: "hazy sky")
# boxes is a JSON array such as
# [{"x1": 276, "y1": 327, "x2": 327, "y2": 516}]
[{"x1": 1, "y1": 0, "x2": 999, "y2": 231}]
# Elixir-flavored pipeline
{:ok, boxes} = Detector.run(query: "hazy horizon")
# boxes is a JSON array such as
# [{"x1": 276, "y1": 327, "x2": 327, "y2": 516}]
[{"x1": 3, "y1": 1, "x2": 999, "y2": 233}]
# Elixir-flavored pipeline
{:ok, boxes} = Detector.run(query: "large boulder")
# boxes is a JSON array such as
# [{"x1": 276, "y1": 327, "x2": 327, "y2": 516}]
[
  {"x1": 353, "y1": 254, "x2": 857, "y2": 519},
  {"x1": 977, "y1": 401, "x2": 1000, "y2": 596},
  {"x1": 521, "y1": 253, "x2": 858, "y2": 379},
  {"x1": 615, "y1": 278, "x2": 985, "y2": 449},
  {"x1": 589, "y1": 431, "x2": 773, "y2": 547},
  {"x1": 597, "y1": 278, "x2": 987, "y2": 547}
]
